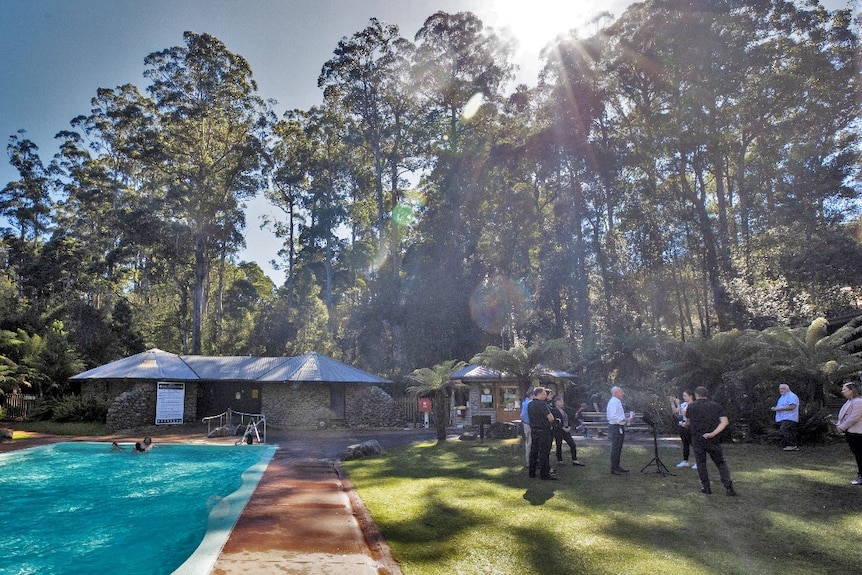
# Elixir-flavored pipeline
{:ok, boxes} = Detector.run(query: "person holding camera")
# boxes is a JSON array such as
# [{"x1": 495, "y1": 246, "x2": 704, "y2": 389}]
[
  {"x1": 670, "y1": 390, "x2": 695, "y2": 468},
  {"x1": 836, "y1": 380, "x2": 862, "y2": 486}
]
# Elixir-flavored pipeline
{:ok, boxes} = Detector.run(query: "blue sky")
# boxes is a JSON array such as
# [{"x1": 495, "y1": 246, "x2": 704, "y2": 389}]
[{"x1": 0, "y1": 0, "x2": 854, "y2": 281}]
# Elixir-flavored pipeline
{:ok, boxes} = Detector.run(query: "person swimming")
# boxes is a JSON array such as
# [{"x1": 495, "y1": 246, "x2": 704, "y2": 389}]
[{"x1": 133, "y1": 436, "x2": 153, "y2": 452}]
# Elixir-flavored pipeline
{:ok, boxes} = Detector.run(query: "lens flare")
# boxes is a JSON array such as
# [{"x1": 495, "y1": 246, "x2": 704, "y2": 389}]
[
  {"x1": 469, "y1": 276, "x2": 532, "y2": 333},
  {"x1": 462, "y1": 92, "x2": 485, "y2": 121}
]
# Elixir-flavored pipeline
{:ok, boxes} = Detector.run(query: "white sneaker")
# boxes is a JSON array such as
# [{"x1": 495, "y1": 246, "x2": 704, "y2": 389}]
[
  {"x1": 692, "y1": 464, "x2": 697, "y2": 469},
  {"x1": 676, "y1": 461, "x2": 689, "y2": 467},
  {"x1": 851, "y1": 476, "x2": 862, "y2": 485}
]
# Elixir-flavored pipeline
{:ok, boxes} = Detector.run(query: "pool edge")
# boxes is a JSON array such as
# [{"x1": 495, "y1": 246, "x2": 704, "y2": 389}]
[{"x1": 170, "y1": 444, "x2": 278, "y2": 575}]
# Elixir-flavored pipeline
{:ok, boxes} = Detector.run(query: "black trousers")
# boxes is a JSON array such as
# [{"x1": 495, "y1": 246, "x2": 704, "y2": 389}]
[
  {"x1": 692, "y1": 437, "x2": 733, "y2": 488},
  {"x1": 609, "y1": 424, "x2": 625, "y2": 471},
  {"x1": 528, "y1": 432, "x2": 553, "y2": 478},
  {"x1": 846, "y1": 432, "x2": 862, "y2": 476},
  {"x1": 678, "y1": 424, "x2": 691, "y2": 461},
  {"x1": 555, "y1": 430, "x2": 578, "y2": 462},
  {"x1": 779, "y1": 420, "x2": 799, "y2": 447}
]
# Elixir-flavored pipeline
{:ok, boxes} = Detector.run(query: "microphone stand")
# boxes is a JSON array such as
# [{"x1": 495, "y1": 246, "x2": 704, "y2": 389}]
[{"x1": 640, "y1": 420, "x2": 673, "y2": 476}]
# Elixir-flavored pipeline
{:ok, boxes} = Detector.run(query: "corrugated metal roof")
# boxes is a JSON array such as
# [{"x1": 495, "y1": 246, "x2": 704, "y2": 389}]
[
  {"x1": 258, "y1": 352, "x2": 391, "y2": 384},
  {"x1": 450, "y1": 364, "x2": 513, "y2": 381},
  {"x1": 536, "y1": 364, "x2": 578, "y2": 379},
  {"x1": 450, "y1": 364, "x2": 577, "y2": 381},
  {"x1": 70, "y1": 349, "x2": 391, "y2": 384},
  {"x1": 180, "y1": 355, "x2": 289, "y2": 380},
  {"x1": 70, "y1": 349, "x2": 199, "y2": 380}
]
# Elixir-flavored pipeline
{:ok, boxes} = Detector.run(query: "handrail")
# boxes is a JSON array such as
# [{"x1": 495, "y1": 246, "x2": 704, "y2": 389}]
[{"x1": 202, "y1": 408, "x2": 267, "y2": 444}]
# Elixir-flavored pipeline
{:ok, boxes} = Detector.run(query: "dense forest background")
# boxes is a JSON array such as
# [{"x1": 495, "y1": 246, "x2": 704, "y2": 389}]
[{"x1": 1, "y1": 0, "x2": 860, "y2": 426}]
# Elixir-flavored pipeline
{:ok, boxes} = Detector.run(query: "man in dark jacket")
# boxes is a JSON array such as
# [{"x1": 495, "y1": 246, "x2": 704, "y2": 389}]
[
  {"x1": 684, "y1": 386, "x2": 737, "y2": 496},
  {"x1": 527, "y1": 387, "x2": 557, "y2": 480}
]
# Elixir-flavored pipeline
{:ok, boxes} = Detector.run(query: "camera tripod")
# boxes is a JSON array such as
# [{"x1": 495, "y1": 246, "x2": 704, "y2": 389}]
[{"x1": 640, "y1": 421, "x2": 674, "y2": 476}]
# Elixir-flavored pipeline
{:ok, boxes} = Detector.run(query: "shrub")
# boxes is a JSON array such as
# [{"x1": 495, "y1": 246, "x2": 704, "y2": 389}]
[{"x1": 34, "y1": 395, "x2": 110, "y2": 423}]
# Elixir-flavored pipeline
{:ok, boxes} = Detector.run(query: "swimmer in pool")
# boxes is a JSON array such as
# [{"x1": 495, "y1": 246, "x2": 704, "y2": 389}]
[{"x1": 133, "y1": 436, "x2": 153, "y2": 452}]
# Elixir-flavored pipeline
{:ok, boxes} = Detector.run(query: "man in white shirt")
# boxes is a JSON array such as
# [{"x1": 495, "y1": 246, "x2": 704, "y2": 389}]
[{"x1": 607, "y1": 386, "x2": 634, "y2": 474}]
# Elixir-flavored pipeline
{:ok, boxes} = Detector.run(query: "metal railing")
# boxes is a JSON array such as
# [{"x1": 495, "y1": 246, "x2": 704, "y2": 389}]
[{"x1": 202, "y1": 408, "x2": 267, "y2": 444}]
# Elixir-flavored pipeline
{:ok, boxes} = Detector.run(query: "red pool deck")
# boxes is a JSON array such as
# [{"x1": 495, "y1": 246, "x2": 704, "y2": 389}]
[{"x1": 211, "y1": 449, "x2": 401, "y2": 575}]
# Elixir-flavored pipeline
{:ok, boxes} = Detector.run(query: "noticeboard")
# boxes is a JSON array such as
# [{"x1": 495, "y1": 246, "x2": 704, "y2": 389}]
[{"x1": 155, "y1": 382, "x2": 185, "y2": 425}]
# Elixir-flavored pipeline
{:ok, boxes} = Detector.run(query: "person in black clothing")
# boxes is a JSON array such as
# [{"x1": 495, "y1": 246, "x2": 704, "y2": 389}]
[
  {"x1": 551, "y1": 396, "x2": 585, "y2": 467},
  {"x1": 684, "y1": 387, "x2": 737, "y2": 496},
  {"x1": 527, "y1": 387, "x2": 557, "y2": 480}
]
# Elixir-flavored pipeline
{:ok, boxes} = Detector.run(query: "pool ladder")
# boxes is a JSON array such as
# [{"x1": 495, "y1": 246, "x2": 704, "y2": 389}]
[{"x1": 236, "y1": 417, "x2": 265, "y2": 445}]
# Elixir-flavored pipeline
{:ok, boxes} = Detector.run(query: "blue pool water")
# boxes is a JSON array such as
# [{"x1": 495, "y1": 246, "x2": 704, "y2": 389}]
[{"x1": 0, "y1": 442, "x2": 276, "y2": 575}]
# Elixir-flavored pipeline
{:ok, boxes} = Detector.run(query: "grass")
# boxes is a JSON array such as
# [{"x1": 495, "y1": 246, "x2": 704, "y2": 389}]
[{"x1": 342, "y1": 436, "x2": 862, "y2": 575}]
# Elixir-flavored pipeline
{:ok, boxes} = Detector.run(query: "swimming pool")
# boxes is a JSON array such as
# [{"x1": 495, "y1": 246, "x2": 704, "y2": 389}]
[{"x1": 0, "y1": 441, "x2": 276, "y2": 575}]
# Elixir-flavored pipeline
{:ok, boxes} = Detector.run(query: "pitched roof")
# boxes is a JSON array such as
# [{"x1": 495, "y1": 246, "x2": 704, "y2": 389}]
[
  {"x1": 449, "y1": 363, "x2": 577, "y2": 382},
  {"x1": 450, "y1": 364, "x2": 514, "y2": 381},
  {"x1": 71, "y1": 349, "x2": 200, "y2": 381},
  {"x1": 258, "y1": 352, "x2": 391, "y2": 383},
  {"x1": 71, "y1": 349, "x2": 391, "y2": 384}
]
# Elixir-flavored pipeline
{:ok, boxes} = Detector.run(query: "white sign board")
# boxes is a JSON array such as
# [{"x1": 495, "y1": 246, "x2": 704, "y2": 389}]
[{"x1": 155, "y1": 382, "x2": 185, "y2": 425}]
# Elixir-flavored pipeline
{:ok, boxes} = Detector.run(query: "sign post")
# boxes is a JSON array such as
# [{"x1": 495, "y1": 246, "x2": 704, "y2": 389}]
[{"x1": 418, "y1": 398, "x2": 432, "y2": 428}]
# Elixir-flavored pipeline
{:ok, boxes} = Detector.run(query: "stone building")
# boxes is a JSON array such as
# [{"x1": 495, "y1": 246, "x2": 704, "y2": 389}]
[{"x1": 72, "y1": 349, "x2": 399, "y2": 431}]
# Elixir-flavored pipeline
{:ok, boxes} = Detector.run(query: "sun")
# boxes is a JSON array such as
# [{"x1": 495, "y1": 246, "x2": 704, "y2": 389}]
[{"x1": 485, "y1": 0, "x2": 606, "y2": 55}]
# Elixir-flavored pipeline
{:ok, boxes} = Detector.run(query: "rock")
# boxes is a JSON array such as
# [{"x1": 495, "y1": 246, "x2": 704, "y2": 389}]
[
  {"x1": 207, "y1": 424, "x2": 239, "y2": 438},
  {"x1": 0, "y1": 428, "x2": 13, "y2": 441},
  {"x1": 458, "y1": 432, "x2": 478, "y2": 441},
  {"x1": 341, "y1": 439, "x2": 383, "y2": 461}
]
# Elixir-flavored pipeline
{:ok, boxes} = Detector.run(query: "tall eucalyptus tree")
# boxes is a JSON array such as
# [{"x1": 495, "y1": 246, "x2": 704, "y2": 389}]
[
  {"x1": 319, "y1": 18, "x2": 421, "y2": 279},
  {"x1": 139, "y1": 32, "x2": 272, "y2": 354},
  {"x1": 397, "y1": 11, "x2": 515, "y2": 367}
]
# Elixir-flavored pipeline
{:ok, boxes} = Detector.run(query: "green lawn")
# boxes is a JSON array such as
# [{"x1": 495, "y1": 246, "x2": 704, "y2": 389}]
[{"x1": 342, "y1": 437, "x2": 862, "y2": 575}]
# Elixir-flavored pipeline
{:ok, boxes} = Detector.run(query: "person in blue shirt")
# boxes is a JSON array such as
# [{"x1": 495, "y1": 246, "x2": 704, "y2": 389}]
[
  {"x1": 519, "y1": 387, "x2": 534, "y2": 467},
  {"x1": 771, "y1": 383, "x2": 800, "y2": 451}
]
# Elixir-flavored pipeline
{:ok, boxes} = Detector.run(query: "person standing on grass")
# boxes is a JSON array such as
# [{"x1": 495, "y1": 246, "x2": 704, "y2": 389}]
[
  {"x1": 607, "y1": 386, "x2": 634, "y2": 475},
  {"x1": 670, "y1": 390, "x2": 695, "y2": 468},
  {"x1": 836, "y1": 381, "x2": 862, "y2": 486},
  {"x1": 551, "y1": 395, "x2": 585, "y2": 467},
  {"x1": 527, "y1": 387, "x2": 557, "y2": 480},
  {"x1": 771, "y1": 383, "x2": 800, "y2": 451},
  {"x1": 520, "y1": 387, "x2": 534, "y2": 467},
  {"x1": 684, "y1": 386, "x2": 737, "y2": 496}
]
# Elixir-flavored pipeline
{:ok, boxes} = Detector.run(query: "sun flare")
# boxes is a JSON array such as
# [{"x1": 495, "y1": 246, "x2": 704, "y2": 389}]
[{"x1": 487, "y1": 0, "x2": 605, "y2": 54}]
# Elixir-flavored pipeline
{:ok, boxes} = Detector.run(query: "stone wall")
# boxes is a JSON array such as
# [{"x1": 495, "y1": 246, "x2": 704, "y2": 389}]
[
  {"x1": 344, "y1": 386, "x2": 402, "y2": 427},
  {"x1": 86, "y1": 379, "x2": 400, "y2": 430},
  {"x1": 106, "y1": 384, "x2": 155, "y2": 431},
  {"x1": 84, "y1": 380, "x2": 199, "y2": 432},
  {"x1": 261, "y1": 383, "x2": 331, "y2": 428},
  {"x1": 261, "y1": 383, "x2": 403, "y2": 428}
]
